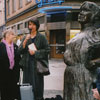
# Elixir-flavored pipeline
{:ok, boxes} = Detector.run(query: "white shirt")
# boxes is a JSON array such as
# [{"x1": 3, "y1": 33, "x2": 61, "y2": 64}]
[{"x1": 16, "y1": 39, "x2": 21, "y2": 46}]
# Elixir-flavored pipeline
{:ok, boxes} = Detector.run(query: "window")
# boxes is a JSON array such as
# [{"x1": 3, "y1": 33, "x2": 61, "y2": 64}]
[
  {"x1": 7, "y1": 0, "x2": 10, "y2": 15},
  {"x1": 47, "y1": 13, "x2": 66, "y2": 22},
  {"x1": 17, "y1": 23, "x2": 23, "y2": 30},
  {"x1": 12, "y1": 0, "x2": 16, "y2": 12},
  {"x1": 38, "y1": 16, "x2": 44, "y2": 24},
  {"x1": 12, "y1": 25, "x2": 16, "y2": 33},
  {"x1": 25, "y1": 22, "x2": 28, "y2": 28},
  {"x1": 70, "y1": 29, "x2": 80, "y2": 39},
  {"x1": 26, "y1": 0, "x2": 32, "y2": 3},
  {"x1": 72, "y1": 12, "x2": 79, "y2": 21},
  {"x1": 19, "y1": 0, "x2": 23, "y2": 8}
]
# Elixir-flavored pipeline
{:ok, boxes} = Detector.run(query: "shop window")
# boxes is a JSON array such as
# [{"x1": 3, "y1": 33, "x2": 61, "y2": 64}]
[
  {"x1": 70, "y1": 29, "x2": 80, "y2": 39},
  {"x1": 55, "y1": 31, "x2": 65, "y2": 54},
  {"x1": 47, "y1": 13, "x2": 66, "y2": 22},
  {"x1": 72, "y1": 12, "x2": 79, "y2": 21}
]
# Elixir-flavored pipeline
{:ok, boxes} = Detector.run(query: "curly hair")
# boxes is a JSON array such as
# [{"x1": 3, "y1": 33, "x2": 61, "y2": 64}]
[
  {"x1": 28, "y1": 18, "x2": 40, "y2": 31},
  {"x1": 80, "y1": 1, "x2": 100, "y2": 23}
]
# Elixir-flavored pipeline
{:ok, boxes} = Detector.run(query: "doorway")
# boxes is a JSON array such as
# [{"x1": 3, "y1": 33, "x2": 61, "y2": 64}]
[{"x1": 50, "y1": 29, "x2": 66, "y2": 58}]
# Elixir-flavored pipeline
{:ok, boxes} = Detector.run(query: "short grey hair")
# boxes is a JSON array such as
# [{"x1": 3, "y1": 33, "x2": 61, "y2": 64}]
[{"x1": 2, "y1": 29, "x2": 15, "y2": 38}]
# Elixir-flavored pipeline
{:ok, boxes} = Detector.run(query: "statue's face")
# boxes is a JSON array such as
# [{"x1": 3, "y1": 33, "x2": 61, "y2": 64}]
[{"x1": 78, "y1": 7, "x2": 92, "y2": 24}]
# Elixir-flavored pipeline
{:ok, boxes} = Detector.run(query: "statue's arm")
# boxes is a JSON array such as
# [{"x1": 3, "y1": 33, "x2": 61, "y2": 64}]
[
  {"x1": 86, "y1": 43, "x2": 100, "y2": 70},
  {"x1": 85, "y1": 59, "x2": 100, "y2": 71},
  {"x1": 64, "y1": 50, "x2": 74, "y2": 66},
  {"x1": 90, "y1": 58, "x2": 100, "y2": 67}
]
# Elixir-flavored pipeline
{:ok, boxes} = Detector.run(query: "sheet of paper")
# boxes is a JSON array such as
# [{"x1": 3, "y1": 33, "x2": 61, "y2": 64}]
[{"x1": 28, "y1": 43, "x2": 37, "y2": 51}]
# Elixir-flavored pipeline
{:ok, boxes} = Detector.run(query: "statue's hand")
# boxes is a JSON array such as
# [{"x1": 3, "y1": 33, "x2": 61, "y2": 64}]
[
  {"x1": 87, "y1": 58, "x2": 100, "y2": 70},
  {"x1": 90, "y1": 61, "x2": 96, "y2": 67},
  {"x1": 90, "y1": 58, "x2": 100, "y2": 67}
]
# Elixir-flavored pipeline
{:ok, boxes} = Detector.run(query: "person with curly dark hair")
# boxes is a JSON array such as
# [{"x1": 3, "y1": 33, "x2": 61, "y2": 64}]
[
  {"x1": 18, "y1": 18, "x2": 50, "y2": 100},
  {"x1": 64, "y1": 1, "x2": 100, "y2": 100}
]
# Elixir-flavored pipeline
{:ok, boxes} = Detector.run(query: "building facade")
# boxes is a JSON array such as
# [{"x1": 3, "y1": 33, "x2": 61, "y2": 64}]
[
  {"x1": 0, "y1": 0, "x2": 5, "y2": 37},
  {"x1": 5, "y1": 0, "x2": 100, "y2": 58}
]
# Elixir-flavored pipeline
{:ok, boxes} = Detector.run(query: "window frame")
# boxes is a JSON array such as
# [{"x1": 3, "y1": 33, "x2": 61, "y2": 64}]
[
  {"x1": 7, "y1": 0, "x2": 10, "y2": 15},
  {"x1": 12, "y1": 0, "x2": 16, "y2": 13},
  {"x1": 26, "y1": 0, "x2": 32, "y2": 4},
  {"x1": 19, "y1": 0, "x2": 23, "y2": 9}
]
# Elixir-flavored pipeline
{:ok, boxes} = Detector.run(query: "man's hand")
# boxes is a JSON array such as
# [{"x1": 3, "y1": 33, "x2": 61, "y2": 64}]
[
  {"x1": 92, "y1": 88, "x2": 100, "y2": 100},
  {"x1": 25, "y1": 34, "x2": 31, "y2": 40}
]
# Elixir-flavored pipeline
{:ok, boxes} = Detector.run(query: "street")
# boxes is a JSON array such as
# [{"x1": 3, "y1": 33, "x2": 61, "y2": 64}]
[
  {"x1": 20, "y1": 59, "x2": 66, "y2": 99},
  {"x1": 44, "y1": 59, "x2": 66, "y2": 98}
]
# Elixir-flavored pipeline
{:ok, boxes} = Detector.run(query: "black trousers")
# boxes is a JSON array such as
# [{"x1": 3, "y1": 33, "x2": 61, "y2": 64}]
[{"x1": 0, "y1": 82, "x2": 21, "y2": 100}]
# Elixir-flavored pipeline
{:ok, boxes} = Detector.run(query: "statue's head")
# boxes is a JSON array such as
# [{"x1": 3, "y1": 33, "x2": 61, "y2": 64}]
[{"x1": 78, "y1": 1, "x2": 100, "y2": 24}]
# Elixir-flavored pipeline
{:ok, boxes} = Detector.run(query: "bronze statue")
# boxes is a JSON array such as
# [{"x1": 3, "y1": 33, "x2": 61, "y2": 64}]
[{"x1": 64, "y1": 1, "x2": 100, "y2": 100}]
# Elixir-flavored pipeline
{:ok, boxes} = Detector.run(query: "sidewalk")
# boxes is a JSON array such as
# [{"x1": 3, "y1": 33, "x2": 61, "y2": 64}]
[
  {"x1": 19, "y1": 58, "x2": 66, "y2": 99},
  {"x1": 44, "y1": 59, "x2": 66, "y2": 98}
]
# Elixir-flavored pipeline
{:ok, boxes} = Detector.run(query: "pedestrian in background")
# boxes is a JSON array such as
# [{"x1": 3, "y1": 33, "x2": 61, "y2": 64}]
[
  {"x1": 18, "y1": 18, "x2": 50, "y2": 100},
  {"x1": 92, "y1": 68, "x2": 100, "y2": 100},
  {"x1": 16, "y1": 33, "x2": 24, "y2": 47},
  {"x1": 0, "y1": 29, "x2": 21, "y2": 100},
  {"x1": 92, "y1": 88, "x2": 100, "y2": 100}
]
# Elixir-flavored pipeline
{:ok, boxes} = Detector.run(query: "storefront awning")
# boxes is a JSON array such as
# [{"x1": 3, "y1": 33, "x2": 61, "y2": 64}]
[{"x1": 38, "y1": 6, "x2": 79, "y2": 14}]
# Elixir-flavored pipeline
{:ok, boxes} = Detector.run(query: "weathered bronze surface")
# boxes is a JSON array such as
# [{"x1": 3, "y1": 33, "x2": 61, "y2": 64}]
[{"x1": 64, "y1": 1, "x2": 100, "y2": 100}]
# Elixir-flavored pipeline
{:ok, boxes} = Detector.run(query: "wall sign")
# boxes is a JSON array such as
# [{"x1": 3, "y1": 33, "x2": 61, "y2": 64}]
[{"x1": 36, "y1": 0, "x2": 64, "y2": 7}]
